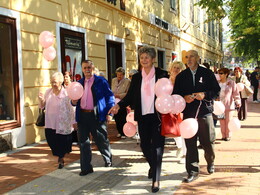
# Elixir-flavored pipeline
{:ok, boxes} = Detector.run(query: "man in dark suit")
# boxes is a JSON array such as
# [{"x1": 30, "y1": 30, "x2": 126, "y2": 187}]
[{"x1": 173, "y1": 50, "x2": 220, "y2": 183}]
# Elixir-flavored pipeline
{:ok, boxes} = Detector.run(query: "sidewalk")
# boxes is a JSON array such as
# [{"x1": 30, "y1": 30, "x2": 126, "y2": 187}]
[{"x1": 1, "y1": 97, "x2": 260, "y2": 194}]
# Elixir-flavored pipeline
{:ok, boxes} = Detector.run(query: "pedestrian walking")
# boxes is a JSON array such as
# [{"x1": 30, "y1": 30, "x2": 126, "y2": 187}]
[
  {"x1": 168, "y1": 61, "x2": 187, "y2": 163},
  {"x1": 38, "y1": 72, "x2": 75, "y2": 169},
  {"x1": 111, "y1": 67, "x2": 130, "y2": 139},
  {"x1": 109, "y1": 46, "x2": 168, "y2": 193},
  {"x1": 231, "y1": 67, "x2": 250, "y2": 120},
  {"x1": 218, "y1": 68, "x2": 241, "y2": 141},
  {"x1": 71, "y1": 60, "x2": 114, "y2": 176},
  {"x1": 250, "y1": 67, "x2": 260, "y2": 103},
  {"x1": 173, "y1": 50, "x2": 220, "y2": 183}
]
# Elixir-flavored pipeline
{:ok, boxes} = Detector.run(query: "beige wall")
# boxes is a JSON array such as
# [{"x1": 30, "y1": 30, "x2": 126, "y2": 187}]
[{"x1": 0, "y1": 0, "x2": 222, "y2": 145}]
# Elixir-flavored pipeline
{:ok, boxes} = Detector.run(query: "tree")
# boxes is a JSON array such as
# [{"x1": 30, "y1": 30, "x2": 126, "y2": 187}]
[{"x1": 197, "y1": 0, "x2": 260, "y2": 65}]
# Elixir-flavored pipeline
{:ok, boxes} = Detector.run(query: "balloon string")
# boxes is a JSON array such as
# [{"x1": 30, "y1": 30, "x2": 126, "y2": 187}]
[{"x1": 195, "y1": 100, "x2": 202, "y2": 119}]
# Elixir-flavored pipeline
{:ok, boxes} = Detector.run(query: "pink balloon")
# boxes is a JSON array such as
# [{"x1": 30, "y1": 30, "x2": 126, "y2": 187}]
[
  {"x1": 66, "y1": 82, "x2": 84, "y2": 100},
  {"x1": 228, "y1": 118, "x2": 241, "y2": 132},
  {"x1": 179, "y1": 118, "x2": 198, "y2": 139},
  {"x1": 123, "y1": 122, "x2": 137, "y2": 137},
  {"x1": 171, "y1": 95, "x2": 186, "y2": 114},
  {"x1": 155, "y1": 78, "x2": 173, "y2": 97},
  {"x1": 126, "y1": 112, "x2": 137, "y2": 126},
  {"x1": 39, "y1": 31, "x2": 54, "y2": 48},
  {"x1": 236, "y1": 83, "x2": 244, "y2": 92},
  {"x1": 213, "y1": 101, "x2": 225, "y2": 115},
  {"x1": 43, "y1": 46, "x2": 56, "y2": 61},
  {"x1": 155, "y1": 94, "x2": 174, "y2": 114}
]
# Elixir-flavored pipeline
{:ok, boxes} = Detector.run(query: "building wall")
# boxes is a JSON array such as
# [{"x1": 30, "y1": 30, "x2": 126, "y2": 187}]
[{"x1": 0, "y1": 0, "x2": 222, "y2": 147}]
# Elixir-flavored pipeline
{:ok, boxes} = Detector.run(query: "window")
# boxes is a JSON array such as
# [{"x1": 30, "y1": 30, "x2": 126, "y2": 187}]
[
  {"x1": 170, "y1": 0, "x2": 177, "y2": 10},
  {"x1": 0, "y1": 15, "x2": 21, "y2": 131},
  {"x1": 190, "y1": 0, "x2": 195, "y2": 23},
  {"x1": 181, "y1": 0, "x2": 188, "y2": 17}
]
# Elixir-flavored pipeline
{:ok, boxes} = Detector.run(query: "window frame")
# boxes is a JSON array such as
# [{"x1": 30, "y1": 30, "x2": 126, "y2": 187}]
[{"x1": 0, "y1": 15, "x2": 21, "y2": 131}]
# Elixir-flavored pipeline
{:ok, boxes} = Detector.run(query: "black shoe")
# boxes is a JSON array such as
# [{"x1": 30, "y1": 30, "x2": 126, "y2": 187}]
[
  {"x1": 58, "y1": 163, "x2": 64, "y2": 169},
  {"x1": 79, "y1": 168, "x2": 94, "y2": 176},
  {"x1": 183, "y1": 173, "x2": 199, "y2": 183},
  {"x1": 105, "y1": 162, "x2": 112, "y2": 167},
  {"x1": 224, "y1": 138, "x2": 231, "y2": 141},
  {"x1": 151, "y1": 181, "x2": 160, "y2": 193},
  {"x1": 148, "y1": 168, "x2": 152, "y2": 179},
  {"x1": 207, "y1": 164, "x2": 215, "y2": 174}
]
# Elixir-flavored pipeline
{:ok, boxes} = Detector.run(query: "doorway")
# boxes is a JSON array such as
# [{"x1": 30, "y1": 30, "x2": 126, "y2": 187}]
[{"x1": 106, "y1": 41, "x2": 123, "y2": 84}]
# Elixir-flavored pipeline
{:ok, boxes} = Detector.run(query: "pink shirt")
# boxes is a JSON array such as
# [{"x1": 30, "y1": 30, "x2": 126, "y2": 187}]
[
  {"x1": 80, "y1": 76, "x2": 94, "y2": 110},
  {"x1": 42, "y1": 88, "x2": 75, "y2": 134}
]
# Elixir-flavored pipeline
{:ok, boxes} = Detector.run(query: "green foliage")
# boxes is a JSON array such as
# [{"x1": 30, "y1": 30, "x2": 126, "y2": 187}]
[{"x1": 197, "y1": 0, "x2": 260, "y2": 64}]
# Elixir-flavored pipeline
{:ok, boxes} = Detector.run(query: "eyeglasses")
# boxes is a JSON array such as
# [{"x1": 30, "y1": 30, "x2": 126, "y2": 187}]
[{"x1": 218, "y1": 72, "x2": 224, "y2": 75}]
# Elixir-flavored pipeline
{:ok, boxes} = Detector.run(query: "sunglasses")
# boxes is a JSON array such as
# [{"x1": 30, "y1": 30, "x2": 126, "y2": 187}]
[{"x1": 218, "y1": 72, "x2": 224, "y2": 75}]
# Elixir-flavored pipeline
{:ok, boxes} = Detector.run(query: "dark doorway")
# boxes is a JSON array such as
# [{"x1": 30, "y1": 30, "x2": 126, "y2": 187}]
[
  {"x1": 106, "y1": 41, "x2": 122, "y2": 84},
  {"x1": 158, "y1": 50, "x2": 165, "y2": 69}
]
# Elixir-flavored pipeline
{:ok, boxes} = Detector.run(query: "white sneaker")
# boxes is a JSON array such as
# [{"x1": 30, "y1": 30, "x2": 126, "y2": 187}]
[
  {"x1": 179, "y1": 156, "x2": 186, "y2": 164},
  {"x1": 253, "y1": 100, "x2": 259, "y2": 103},
  {"x1": 121, "y1": 136, "x2": 126, "y2": 139},
  {"x1": 117, "y1": 134, "x2": 121, "y2": 138}
]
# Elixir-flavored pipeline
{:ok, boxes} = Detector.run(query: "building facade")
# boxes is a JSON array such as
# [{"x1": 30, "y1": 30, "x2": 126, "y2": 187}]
[{"x1": 0, "y1": 0, "x2": 223, "y2": 151}]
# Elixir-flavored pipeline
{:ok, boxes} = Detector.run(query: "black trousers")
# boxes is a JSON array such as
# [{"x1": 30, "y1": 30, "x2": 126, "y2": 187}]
[
  {"x1": 77, "y1": 111, "x2": 112, "y2": 171},
  {"x1": 114, "y1": 107, "x2": 127, "y2": 136},
  {"x1": 184, "y1": 114, "x2": 215, "y2": 175},
  {"x1": 253, "y1": 84, "x2": 259, "y2": 101},
  {"x1": 238, "y1": 98, "x2": 247, "y2": 120},
  {"x1": 138, "y1": 114, "x2": 165, "y2": 182},
  {"x1": 45, "y1": 128, "x2": 72, "y2": 158}
]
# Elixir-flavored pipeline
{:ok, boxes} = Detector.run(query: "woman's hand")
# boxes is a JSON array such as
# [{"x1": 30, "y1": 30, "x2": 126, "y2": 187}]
[
  {"x1": 108, "y1": 104, "x2": 120, "y2": 115},
  {"x1": 38, "y1": 92, "x2": 44, "y2": 102}
]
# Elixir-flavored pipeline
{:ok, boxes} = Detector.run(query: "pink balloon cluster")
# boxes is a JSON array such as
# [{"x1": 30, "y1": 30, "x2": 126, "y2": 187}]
[
  {"x1": 66, "y1": 82, "x2": 84, "y2": 100},
  {"x1": 123, "y1": 112, "x2": 137, "y2": 137},
  {"x1": 39, "y1": 31, "x2": 56, "y2": 61},
  {"x1": 155, "y1": 78, "x2": 186, "y2": 115}
]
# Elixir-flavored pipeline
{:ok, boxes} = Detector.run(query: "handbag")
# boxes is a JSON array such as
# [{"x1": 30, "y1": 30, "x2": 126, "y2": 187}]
[
  {"x1": 244, "y1": 85, "x2": 253, "y2": 96},
  {"x1": 161, "y1": 113, "x2": 182, "y2": 137},
  {"x1": 212, "y1": 113, "x2": 225, "y2": 120},
  {"x1": 36, "y1": 108, "x2": 45, "y2": 126}
]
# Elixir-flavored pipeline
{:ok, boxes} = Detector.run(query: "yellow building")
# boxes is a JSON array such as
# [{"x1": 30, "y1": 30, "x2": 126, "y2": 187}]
[{"x1": 0, "y1": 0, "x2": 222, "y2": 150}]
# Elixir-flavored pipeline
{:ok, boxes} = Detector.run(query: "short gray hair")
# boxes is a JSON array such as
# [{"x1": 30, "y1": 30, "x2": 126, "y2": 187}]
[
  {"x1": 138, "y1": 46, "x2": 156, "y2": 59},
  {"x1": 115, "y1": 67, "x2": 125, "y2": 75},
  {"x1": 51, "y1": 72, "x2": 64, "y2": 83}
]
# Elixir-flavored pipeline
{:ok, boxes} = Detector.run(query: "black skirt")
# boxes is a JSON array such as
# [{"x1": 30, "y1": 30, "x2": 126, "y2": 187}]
[{"x1": 45, "y1": 128, "x2": 72, "y2": 158}]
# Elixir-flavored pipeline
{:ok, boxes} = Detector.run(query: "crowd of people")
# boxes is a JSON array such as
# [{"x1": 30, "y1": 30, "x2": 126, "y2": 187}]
[{"x1": 38, "y1": 46, "x2": 260, "y2": 193}]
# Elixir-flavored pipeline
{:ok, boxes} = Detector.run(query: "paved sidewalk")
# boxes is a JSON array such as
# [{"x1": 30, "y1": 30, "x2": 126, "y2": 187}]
[{"x1": 1, "y1": 97, "x2": 260, "y2": 194}]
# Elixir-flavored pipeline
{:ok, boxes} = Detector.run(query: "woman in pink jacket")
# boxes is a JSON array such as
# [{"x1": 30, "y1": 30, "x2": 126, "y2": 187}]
[{"x1": 218, "y1": 68, "x2": 241, "y2": 141}]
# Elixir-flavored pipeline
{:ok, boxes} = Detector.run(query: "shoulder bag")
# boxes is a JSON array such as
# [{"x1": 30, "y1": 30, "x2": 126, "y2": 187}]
[
  {"x1": 161, "y1": 113, "x2": 182, "y2": 137},
  {"x1": 36, "y1": 108, "x2": 45, "y2": 126}
]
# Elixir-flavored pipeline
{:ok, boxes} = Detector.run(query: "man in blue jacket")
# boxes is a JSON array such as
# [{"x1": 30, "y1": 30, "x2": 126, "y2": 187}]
[
  {"x1": 173, "y1": 50, "x2": 220, "y2": 183},
  {"x1": 72, "y1": 60, "x2": 114, "y2": 176}
]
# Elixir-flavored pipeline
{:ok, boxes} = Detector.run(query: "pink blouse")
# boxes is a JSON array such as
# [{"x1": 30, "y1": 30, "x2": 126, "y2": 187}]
[{"x1": 41, "y1": 87, "x2": 75, "y2": 135}]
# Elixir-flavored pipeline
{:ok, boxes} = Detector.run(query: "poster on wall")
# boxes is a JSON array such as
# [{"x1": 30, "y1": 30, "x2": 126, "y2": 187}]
[{"x1": 64, "y1": 36, "x2": 83, "y2": 81}]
